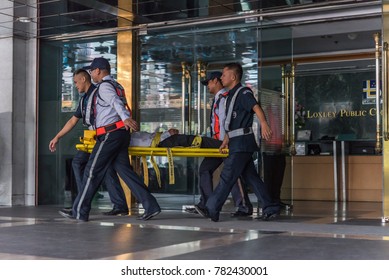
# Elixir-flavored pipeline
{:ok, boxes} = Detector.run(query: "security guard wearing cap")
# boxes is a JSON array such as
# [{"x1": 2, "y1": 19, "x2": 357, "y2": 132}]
[
  {"x1": 195, "y1": 63, "x2": 280, "y2": 222},
  {"x1": 59, "y1": 57, "x2": 161, "y2": 222},
  {"x1": 192, "y1": 71, "x2": 253, "y2": 217},
  {"x1": 49, "y1": 69, "x2": 129, "y2": 216}
]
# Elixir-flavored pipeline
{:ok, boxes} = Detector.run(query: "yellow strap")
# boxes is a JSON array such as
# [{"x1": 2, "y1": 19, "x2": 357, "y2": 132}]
[
  {"x1": 151, "y1": 132, "x2": 162, "y2": 147},
  {"x1": 149, "y1": 132, "x2": 163, "y2": 187},
  {"x1": 166, "y1": 148, "x2": 175, "y2": 184},
  {"x1": 141, "y1": 156, "x2": 149, "y2": 186},
  {"x1": 150, "y1": 152, "x2": 162, "y2": 188},
  {"x1": 191, "y1": 135, "x2": 202, "y2": 147}
]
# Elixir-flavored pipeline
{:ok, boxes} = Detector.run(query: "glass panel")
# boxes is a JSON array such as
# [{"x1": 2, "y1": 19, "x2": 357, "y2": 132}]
[
  {"x1": 138, "y1": 18, "x2": 293, "y2": 210},
  {"x1": 383, "y1": 0, "x2": 389, "y2": 222},
  {"x1": 259, "y1": 23, "x2": 293, "y2": 206},
  {"x1": 61, "y1": 40, "x2": 117, "y2": 112},
  {"x1": 38, "y1": 36, "x2": 117, "y2": 206}
]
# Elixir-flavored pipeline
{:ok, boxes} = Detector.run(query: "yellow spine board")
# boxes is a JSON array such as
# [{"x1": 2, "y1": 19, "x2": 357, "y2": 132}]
[{"x1": 76, "y1": 130, "x2": 228, "y2": 187}]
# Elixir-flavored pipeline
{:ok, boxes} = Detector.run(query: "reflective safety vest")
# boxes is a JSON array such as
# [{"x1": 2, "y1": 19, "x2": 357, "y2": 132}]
[
  {"x1": 224, "y1": 86, "x2": 261, "y2": 148},
  {"x1": 81, "y1": 87, "x2": 98, "y2": 130},
  {"x1": 84, "y1": 80, "x2": 131, "y2": 129},
  {"x1": 211, "y1": 91, "x2": 228, "y2": 140},
  {"x1": 224, "y1": 86, "x2": 244, "y2": 133}
]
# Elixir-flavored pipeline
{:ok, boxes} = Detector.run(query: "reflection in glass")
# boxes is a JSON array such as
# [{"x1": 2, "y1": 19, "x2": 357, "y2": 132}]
[{"x1": 61, "y1": 40, "x2": 117, "y2": 112}]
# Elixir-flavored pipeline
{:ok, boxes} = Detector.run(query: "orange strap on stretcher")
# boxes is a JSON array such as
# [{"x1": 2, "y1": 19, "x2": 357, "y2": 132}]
[{"x1": 96, "y1": 120, "x2": 125, "y2": 136}]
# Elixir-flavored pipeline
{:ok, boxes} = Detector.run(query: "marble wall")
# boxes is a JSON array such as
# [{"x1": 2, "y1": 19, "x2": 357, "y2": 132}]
[
  {"x1": 0, "y1": 2, "x2": 37, "y2": 206},
  {"x1": 0, "y1": 36, "x2": 14, "y2": 205}
]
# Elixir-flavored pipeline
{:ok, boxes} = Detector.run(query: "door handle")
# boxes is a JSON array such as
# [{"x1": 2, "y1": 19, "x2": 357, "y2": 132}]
[{"x1": 382, "y1": 40, "x2": 389, "y2": 141}]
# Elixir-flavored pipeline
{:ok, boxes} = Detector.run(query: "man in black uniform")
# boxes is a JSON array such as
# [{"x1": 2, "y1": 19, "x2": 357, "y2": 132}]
[
  {"x1": 59, "y1": 58, "x2": 160, "y2": 222},
  {"x1": 194, "y1": 71, "x2": 253, "y2": 217},
  {"x1": 195, "y1": 62, "x2": 280, "y2": 222},
  {"x1": 49, "y1": 69, "x2": 128, "y2": 216}
]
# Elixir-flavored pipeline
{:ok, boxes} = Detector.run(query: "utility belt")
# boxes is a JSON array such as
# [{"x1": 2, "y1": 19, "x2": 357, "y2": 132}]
[
  {"x1": 227, "y1": 127, "x2": 253, "y2": 138},
  {"x1": 96, "y1": 120, "x2": 125, "y2": 136}
]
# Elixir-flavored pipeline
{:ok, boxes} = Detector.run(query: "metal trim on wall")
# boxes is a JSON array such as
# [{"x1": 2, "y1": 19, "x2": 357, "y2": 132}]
[
  {"x1": 381, "y1": 1, "x2": 389, "y2": 222},
  {"x1": 40, "y1": 1, "x2": 381, "y2": 41},
  {"x1": 117, "y1": 0, "x2": 135, "y2": 208}
]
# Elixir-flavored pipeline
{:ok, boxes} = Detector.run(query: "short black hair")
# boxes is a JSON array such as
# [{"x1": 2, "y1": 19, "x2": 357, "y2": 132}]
[
  {"x1": 223, "y1": 62, "x2": 243, "y2": 82},
  {"x1": 73, "y1": 69, "x2": 91, "y2": 82}
]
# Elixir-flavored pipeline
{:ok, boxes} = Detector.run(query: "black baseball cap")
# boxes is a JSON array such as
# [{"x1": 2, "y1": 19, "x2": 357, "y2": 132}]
[
  {"x1": 83, "y1": 57, "x2": 111, "y2": 72},
  {"x1": 201, "y1": 71, "x2": 222, "y2": 85}
]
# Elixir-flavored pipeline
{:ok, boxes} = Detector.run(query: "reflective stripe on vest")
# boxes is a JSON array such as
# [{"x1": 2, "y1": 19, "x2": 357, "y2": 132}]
[
  {"x1": 84, "y1": 81, "x2": 130, "y2": 131},
  {"x1": 224, "y1": 86, "x2": 244, "y2": 132},
  {"x1": 84, "y1": 87, "x2": 98, "y2": 130},
  {"x1": 227, "y1": 127, "x2": 253, "y2": 138}
]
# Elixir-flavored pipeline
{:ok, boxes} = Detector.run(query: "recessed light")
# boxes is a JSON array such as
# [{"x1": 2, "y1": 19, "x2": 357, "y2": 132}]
[{"x1": 17, "y1": 17, "x2": 32, "y2": 23}]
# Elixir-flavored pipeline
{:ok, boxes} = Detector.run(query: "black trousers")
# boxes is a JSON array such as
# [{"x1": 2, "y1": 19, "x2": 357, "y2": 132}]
[
  {"x1": 206, "y1": 152, "x2": 280, "y2": 221},
  {"x1": 72, "y1": 130, "x2": 160, "y2": 221},
  {"x1": 159, "y1": 135, "x2": 253, "y2": 212},
  {"x1": 158, "y1": 134, "x2": 221, "y2": 148},
  {"x1": 72, "y1": 150, "x2": 128, "y2": 211},
  {"x1": 262, "y1": 153, "x2": 286, "y2": 203}
]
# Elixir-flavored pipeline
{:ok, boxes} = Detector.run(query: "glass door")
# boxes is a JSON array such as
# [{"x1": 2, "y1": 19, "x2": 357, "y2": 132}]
[
  {"x1": 138, "y1": 31, "x2": 199, "y2": 208},
  {"x1": 259, "y1": 24, "x2": 293, "y2": 207},
  {"x1": 137, "y1": 17, "x2": 292, "y2": 210}
]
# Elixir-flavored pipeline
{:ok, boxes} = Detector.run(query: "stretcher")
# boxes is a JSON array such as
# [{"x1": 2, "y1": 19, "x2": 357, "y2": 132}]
[{"x1": 76, "y1": 130, "x2": 228, "y2": 187}]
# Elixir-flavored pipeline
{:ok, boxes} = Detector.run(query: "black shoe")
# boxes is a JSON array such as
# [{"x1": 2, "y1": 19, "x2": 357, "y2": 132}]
[
  {"x1": 58, "y1": 209, "x2": 73, "y2": 219},
  {"x1": 102, "y1": 209, "x2": 129, "y2": 216},
  {"x1": 209, "y1": 215, "x2": 219, "y2": 222},
  {"x1": 58, "y1": 209, "x2": 88, "y2": 222},
  {"x1": 194, "y1": 205, "x2": 219, "y2": 222},
  {"x1": 96, "y1": 192, "x2": 104, "y2": 199},
  {"x1": 184, "y1": 207, "x2": 199, "y2": 214},
  {"x1": 194, "y1": 205, "x2": 208, "y2": 218},
  {"x1": 280, "y1": 202, "x2": 292, "y2": 210},
  {"x1": 261, "y1": 212, "x2": 279, "y2": 221},
  {"x1": 230, "y1": 210, "x2": 252, "y2": 217},
  {"x1": 137, "y1": 210, "x2": 161, "y2": 221}
]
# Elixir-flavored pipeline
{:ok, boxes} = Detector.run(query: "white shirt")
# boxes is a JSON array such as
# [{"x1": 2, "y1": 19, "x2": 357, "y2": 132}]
[
  {"x1": 129, "y1": 131, "x2": 171, "y2": 147},
  {"x1": 95, "y1": 75, "x2": 131, "y2": 128}
]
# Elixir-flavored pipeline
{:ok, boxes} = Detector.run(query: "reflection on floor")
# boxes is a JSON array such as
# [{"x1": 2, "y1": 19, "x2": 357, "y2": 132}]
[{"x1": 0, "y1": 197, "x2": 389, "y2": 260}]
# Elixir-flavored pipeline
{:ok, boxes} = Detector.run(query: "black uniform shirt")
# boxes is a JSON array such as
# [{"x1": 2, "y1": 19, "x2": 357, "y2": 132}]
[
  {"x1": 225, "y1": 83, "x2": 259, "y2": 153},
  {"x1": 74, "y1": 84, "x2": 96, "y2": 122}
]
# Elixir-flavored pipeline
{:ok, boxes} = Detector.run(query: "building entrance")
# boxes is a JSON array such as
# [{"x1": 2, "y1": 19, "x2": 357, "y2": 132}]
[{"x1": 137, "y1": 17, "x2": 293, "y2": 210}]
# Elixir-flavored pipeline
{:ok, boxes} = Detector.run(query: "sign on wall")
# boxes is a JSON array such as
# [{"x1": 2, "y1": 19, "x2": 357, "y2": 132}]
[{"x1": 295, "y1": 72, "x2": 377, "y2": 140}]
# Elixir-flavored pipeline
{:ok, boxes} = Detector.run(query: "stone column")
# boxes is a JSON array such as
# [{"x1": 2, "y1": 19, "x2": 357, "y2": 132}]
[{"x1": 0, "y1": 1, "x2": 37, "y2": 205}]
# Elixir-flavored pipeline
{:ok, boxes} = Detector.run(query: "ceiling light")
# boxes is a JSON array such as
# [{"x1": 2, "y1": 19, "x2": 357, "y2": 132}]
[
  {"x1": 17, "y1": 17, "x2": 32, "y2": 23},
  {"x1": 347, "y1": 33, "x2": 358, "y2": 40}
]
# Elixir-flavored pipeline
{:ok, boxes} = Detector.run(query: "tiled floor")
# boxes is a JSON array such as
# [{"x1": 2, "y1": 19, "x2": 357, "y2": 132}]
[{"x1": 0, "y1": 196, "x2": 388, "y2": 260}]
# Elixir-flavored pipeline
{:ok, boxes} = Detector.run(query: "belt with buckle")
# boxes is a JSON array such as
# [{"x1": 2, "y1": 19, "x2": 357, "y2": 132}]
[{"x1": 96, "y1": 120, "x2": 125, "y2": 136}]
